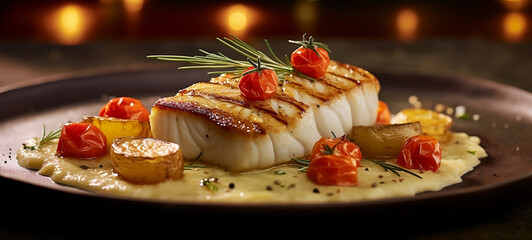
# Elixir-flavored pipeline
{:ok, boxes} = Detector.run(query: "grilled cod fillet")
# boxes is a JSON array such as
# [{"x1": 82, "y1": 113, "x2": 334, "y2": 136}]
[{"x1": 150, "y1": 60, "x2": 380, "y2": 171}]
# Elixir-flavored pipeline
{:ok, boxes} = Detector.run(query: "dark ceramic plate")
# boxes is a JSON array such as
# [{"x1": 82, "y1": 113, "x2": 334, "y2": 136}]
[{"x1": 1, "y1": 68, "x2": 531, "y2": 219}]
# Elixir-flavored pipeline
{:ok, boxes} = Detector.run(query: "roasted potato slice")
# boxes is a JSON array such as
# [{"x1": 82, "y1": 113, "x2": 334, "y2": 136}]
[
  {"x1": 110, "y1": 137, "x2": 183, "y2": 184},
  {"x1": 391, "y1": 108, "x2": 452, "y2": 142},
  {"x1": 82, "y1": 116, "x2": 152, "y2": 148},
  {"x1": 351, "y1": 122, "x2": 422, "y2": 159}
]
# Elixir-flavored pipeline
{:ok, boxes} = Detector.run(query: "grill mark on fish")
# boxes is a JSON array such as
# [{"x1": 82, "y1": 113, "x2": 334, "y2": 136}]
[
  {"x1": 326, "y1": 72, "x2": 362, "y2": 86},
  {"x1": 180, "y1": 85, "x2": 250, "y2": 108},
  {"x1": 272, "y1": 94, "x2": 308, "y2": 112},
  {"x1": 252, "y1": 106, "x2": 289, "y2": 125},
  {"x1": 283, "y1": 79, "x2": 332, "y2": 102},
  {"x1": 154, "y1": 99, "x2": 265, "y2": 135}
]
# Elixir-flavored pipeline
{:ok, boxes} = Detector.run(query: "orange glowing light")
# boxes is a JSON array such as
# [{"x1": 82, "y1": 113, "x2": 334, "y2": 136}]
[
  {"x1": 295, "y1": 0, "x2": 318, "y2": 32},
  {"x1": 228, "y1": 9, "x2": 248, "y2": 31},
  {"x1": 503, "y1": 11, "x2": 527, "y2": 42},
  {"x1": 123, "y1": 0, "x2": 144, "y2": 14},
  {"x1": 396, "y1": 8, "x2": 418, "y2": 41},
  {"x1": 47, "y1": 4, "x2": 92, "y2": 45},
  {"x1": 500, "y1": 0, "x2": 530, "y2": 11},
  {"x1": 219, "y1": 4, "x2": 258, "y2": 37}
]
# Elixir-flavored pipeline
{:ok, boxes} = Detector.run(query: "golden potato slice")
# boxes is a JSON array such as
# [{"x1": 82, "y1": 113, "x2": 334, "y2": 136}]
[
  {"x1": 82, "y1": 116, "x2": 152, "y2": 148},
  {"x1": 110, "y1": 137, "x2": 183, "y2": 184},
  {"x1": 391, "y1": 108, "x2": 452, "y2": 142},
  {"x1": 351, "y1": 122, "x2": 422, "y2": 159}
]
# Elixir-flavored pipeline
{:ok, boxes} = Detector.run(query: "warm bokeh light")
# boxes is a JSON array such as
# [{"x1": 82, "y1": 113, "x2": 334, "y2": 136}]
[
  {"x1": 123, "y1": 0, "x2": 145, "y2": 14},
  {"x1": 228, "y1": 10, "x2": 248, "y2": 31},
  {"x1": 396, "y1": 8, "x2": 418, "y2": 41},
  {"x1": 218, "y1": 4, "x2": 258, "y2": 37},
  {"x1": 295, "y1": 0, "x2": 318, "y2": 33},
  {"x1": 503, "y1": 11, "x2": 528, "y2": 42},
  {"x1": 46, "y1": 4, "x2": 92, "y2": 45},
  {"x1": 500, "y1": 0, "x2": 530, "y2": 11}
]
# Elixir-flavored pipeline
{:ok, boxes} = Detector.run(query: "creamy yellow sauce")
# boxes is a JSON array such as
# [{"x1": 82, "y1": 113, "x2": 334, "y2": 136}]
[{"x1": 17, "y1": 132, "x2": 486, "y2": 203}]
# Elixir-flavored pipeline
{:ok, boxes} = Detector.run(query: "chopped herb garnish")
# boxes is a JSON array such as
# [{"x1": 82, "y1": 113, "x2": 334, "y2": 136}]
[
  {"x1": 467, "y1": 150, "x2": 477, "y2": 155},
  {"x1": 200, "y1": 177, "x2": 219, "y2": 191},
  {"x1": 458, "y1": 113, "x2": 471, "y2": 120},
  {"x1": 366, "y1": 159, "x2": 423, "y2": 179},
  {"x1": 79, "y1": 165, "x2": 90, "y2": 170},
  {"x1": 274, "y1": 170, "x2": 286, "y2": 175}
]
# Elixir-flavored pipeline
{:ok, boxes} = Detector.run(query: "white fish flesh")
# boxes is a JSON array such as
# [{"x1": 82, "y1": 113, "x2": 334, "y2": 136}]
[{"x1": 150, "y1": 60, "x2": 380, "y2": 171}]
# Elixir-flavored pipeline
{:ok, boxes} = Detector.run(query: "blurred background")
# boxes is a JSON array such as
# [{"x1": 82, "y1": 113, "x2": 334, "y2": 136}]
[{"x1": 0, "y1": 0, "x2": 531, "y2": 91}]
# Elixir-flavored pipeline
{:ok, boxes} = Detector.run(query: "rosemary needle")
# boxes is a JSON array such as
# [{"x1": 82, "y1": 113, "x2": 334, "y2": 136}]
[{"x1": 366, "y1": 159, "x2": 423, "y2": 179}]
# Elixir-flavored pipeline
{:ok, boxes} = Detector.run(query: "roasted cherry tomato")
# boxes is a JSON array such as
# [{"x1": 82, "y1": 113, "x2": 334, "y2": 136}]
[
  {"x1": 309, "y1": 136, "x2": 362, "y2": 165},
  {"x1": 306, "y1": 154, "x2": 358, "y2": 186},
  {"x1": 289, "y1": 34, "x2": 331, "y2": 80},
  {"x1": 397, "y1": 135, "x2": 442, "y2": 172},
  {"x1": 56, "y1": 123, "x2": 107, "y2": 159},
  {"x1": 376, "y1": 101, "x2": 391, "y2": 125},
  {"x1": 99, "y1": 97, "x2": 150, "y2": 122},
  {"x1": 238, "y1": 58, "x2": 278, "y2": 101},
  {"x1": 306, "y1": 136, "x2": 361, "y2": 186}
]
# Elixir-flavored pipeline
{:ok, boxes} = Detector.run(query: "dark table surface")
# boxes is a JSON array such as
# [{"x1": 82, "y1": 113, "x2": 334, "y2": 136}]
[{"x1": 1, "y1": 38, "x2": 531, "y2": 239}]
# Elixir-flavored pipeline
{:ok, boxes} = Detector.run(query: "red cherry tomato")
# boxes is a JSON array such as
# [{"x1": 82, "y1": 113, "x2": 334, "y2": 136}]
[
  {"x1": 306, "y1": 136, "x2": 361, "y2": 186},
  {"x1": 291, "y1": 46, "x2": 330, "y2": 80},
  {"x1": 56, "y1": 123, "x2": 107, "y2": 159},
  {"x1": 238, "y1": 66, "x2": 278, "y2": 101},
  {"x1": 376, "y1": 101, "x2": 391, "y2": 125},
  {"x1": 397, "y1": 135, "x2": 442, "y2": 172},
  {"x1": 309, "y1": 136, "x2": 362, "y2": 165},
  {"x1": 99, "y1": 97, "x2": 150, "y2": 122},
  {"x1": 306, "y1": 154, "x2": 358, "y2": 186}
]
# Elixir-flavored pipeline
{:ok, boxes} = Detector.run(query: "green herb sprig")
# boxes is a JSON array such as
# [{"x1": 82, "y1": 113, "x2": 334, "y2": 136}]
[
  {"x1": 22, "y1": 125, "x2": 61, "y2": 151},
  {"x1": 147, "y1": 34, "x2": 318, "y2": 82},
  {"x1": 366, "y1": 159, "x2": 423, "y2": 179},
  {"x1": 291, "y1": 157, "x2": 423, "y2": 179},
  {"x1": 291, "y1": 158, "x2": 310, "y2": 172}
]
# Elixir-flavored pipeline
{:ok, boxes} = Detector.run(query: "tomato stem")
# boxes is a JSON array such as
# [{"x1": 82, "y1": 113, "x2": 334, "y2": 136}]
[
  {"x1": 288, "y1": 33, "x2": 332, "y2": 58},
  {"x1": 242, "y1": 57, "x2": 274, "y2": 77}
]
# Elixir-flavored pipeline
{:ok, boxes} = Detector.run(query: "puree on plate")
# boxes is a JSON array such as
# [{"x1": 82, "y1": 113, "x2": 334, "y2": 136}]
[{"x1": 17, "y1": 132, "x2": 486, "y2": 203}]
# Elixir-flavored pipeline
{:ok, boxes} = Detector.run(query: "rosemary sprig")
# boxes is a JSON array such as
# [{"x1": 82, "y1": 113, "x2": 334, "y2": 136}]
[
  {"x1": 22, "y1": 125, "x2": 61, "y2": 151},
  {"x1": 147, "y1": 34, "x2": 317, "y2": 82},
  {"x1": 291, "y1": 158, "x2": 310, "y2": 172},
  {"x1": 366, "y1": 159, "x2": 423, "y2": 179},
  {"x1": 291, "y1": 157, "x2": 423, "y2": 180}
]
